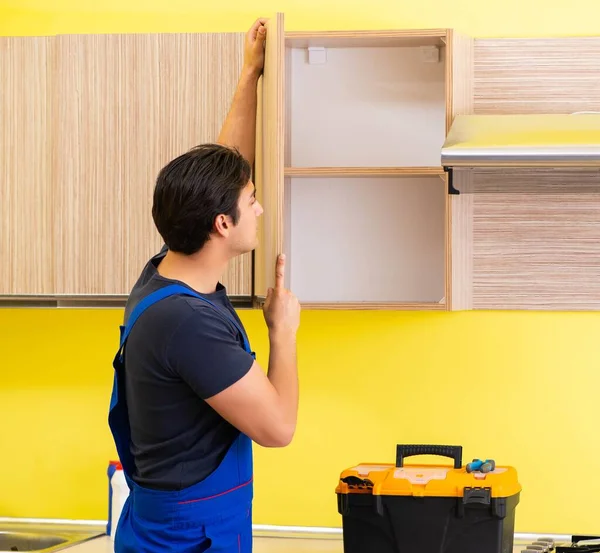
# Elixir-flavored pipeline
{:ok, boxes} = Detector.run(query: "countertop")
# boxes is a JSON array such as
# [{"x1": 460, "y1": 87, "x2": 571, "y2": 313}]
[
  {"x1": 65, "y1": 534, "x2": 344, "y2": 552},
  {"x1": 0, "y1": 519, "x2": 564, "y2": 553},
  {"x1": 62, "y1": 533, "x2": 545, "y2": 552}
]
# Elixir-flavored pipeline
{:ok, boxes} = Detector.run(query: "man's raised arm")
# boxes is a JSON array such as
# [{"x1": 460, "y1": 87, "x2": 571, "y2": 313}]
[{"x1": 217, "y1": 17, "x2": 267, "y2": 165}]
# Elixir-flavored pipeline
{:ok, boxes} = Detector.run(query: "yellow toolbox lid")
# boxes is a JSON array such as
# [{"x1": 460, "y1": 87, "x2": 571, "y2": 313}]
[{"x1": 336, "y1": 445, "x2": 522, "y2": 499}]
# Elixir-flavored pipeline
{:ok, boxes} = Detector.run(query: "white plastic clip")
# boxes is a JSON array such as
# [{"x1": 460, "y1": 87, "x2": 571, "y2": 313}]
[
  {"x1": 308, "y1": 46, "x2": 327, "y2": 65},
  {"x1": 419, "y1": 45, "x2": 440, "y2": 63}
]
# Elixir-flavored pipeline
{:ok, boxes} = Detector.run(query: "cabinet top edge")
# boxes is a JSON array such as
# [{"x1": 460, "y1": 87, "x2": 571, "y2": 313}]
[
  {"x1": 285, "y1": 29, "x2": 450, "y2": 37},
  {"x1": 285, "y1": 29, "x2": 450, "y2": 48}
]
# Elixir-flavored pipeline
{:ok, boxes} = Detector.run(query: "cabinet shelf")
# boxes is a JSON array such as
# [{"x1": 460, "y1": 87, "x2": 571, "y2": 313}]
[
  {"x1": 298, "y1": 301, "x2": 447, "y2": 311},
  {"x1": 284, "y1": 167, "x2": 446, "y2": 177}
]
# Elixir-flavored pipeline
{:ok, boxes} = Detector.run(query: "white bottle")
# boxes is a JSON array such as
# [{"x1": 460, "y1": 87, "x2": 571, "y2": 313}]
[{"x1": 107, "y1": 461, "x2": 130, "y2": 541}]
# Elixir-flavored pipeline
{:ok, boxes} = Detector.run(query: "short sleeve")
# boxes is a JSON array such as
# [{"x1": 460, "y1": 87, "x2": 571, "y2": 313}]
[{"x1": 166, "y1": 307, "x2": 254, "y2": 399}]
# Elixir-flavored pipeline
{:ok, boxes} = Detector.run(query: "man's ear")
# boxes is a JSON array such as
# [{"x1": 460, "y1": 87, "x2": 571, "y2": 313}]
[{"x1": 214, "y1": 214, "x2": 231, "y2": 238}]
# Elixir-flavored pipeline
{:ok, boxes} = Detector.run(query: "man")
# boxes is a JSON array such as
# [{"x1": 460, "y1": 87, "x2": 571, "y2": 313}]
[{"x1": 108, "y1": 17, "x2": 301, "y2": 553}]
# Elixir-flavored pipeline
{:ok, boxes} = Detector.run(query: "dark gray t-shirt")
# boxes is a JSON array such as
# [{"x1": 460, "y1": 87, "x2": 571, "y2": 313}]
[{"x1": 122, "y1": 246, "x2": 254, "y2": 491}]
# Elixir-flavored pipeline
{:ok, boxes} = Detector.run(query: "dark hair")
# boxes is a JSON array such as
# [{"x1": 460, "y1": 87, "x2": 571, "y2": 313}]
[{"x1": 152, "y1": 143, "x2": 251, "y2": 255}]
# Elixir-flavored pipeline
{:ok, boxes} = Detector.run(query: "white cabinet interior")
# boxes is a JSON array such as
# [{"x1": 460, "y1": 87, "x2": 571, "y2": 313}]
[
  {"x1": 287, "y1": 175, "x2": 447, "y2": 307},
  {"x1": 288, "y1": 42, "x2": 447, "y2": 168}
]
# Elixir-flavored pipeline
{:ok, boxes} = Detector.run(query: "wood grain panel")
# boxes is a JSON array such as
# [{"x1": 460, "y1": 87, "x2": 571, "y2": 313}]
[
  {"x1": 0, "y1": 37, "x2": 54, "y2": 295},
  {"x1": 254, "y1": 13, "x2": 285, "y2": 299},
  {"x1": 52, "y1": 35, "x2": 127, "y2": 296},
  {"x1": 284, "y1": 46, "x2": 292, "y2": 168},
  {"x1": 447, "y1": 30, "x2": 474, "y2": 130},
  {"x1": 448, "y1": 170, "x2": 473, "y2": 310},
  {"x1": 53, "y1": 32, "x2": 250, "y2": 297},
  {"x1": 445, "y1": 30, "x2": 474, "y2": 310},
  {"x1": 152, "y1": 33, "x2": 250, "y2": 296},
  {"x1": 474, "y1": 38, "x2": 600, "y2": 114},
  {"x1": 470, "y1": 169, "x2": 600, "y2": 310}
]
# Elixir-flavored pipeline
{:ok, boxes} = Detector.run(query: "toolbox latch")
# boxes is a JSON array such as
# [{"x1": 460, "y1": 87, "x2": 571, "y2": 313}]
[
  {"x1": 463, "y1": 486, "x2": 491, "y2": 506},
  {"x1": 340, "y1": 476, "x2": 374, "y2": 490},
  {"x1": 456, "y1": 486, "x2": 492, "y2": 518}
]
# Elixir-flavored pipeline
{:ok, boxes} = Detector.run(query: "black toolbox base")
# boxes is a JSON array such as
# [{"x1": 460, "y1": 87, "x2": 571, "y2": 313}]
[{"x1": 338, "y1": 492, "x2": 520, "y2": 553}]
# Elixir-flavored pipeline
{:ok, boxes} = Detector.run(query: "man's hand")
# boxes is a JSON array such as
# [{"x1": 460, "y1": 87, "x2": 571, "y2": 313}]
[
  {"x1": 263, "y1": 254, "x2": 301, "y2": 338},
  {"x1": 205, "y1": 251, "x2": 300, "y2": 448},
  {"x1": 216, "y1": 17, "x2": 267, "y2": 163},
  {"x1": 243, "y1": 18, "x2": 268, "y2": 78}
]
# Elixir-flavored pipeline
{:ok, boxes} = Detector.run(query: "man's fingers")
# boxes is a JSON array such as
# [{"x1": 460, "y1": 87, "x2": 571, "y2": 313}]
[
  {"x1": 249, "y1": 17, "x2": 268, "y2": 39},
  {"x1": 275, "y1": 254, "x2": 285, "y2": 289}
]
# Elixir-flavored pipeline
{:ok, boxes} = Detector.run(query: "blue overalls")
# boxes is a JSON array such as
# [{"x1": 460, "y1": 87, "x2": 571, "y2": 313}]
[{"x1": 108, "y1": 284, "x2": 255, "y2": 552}]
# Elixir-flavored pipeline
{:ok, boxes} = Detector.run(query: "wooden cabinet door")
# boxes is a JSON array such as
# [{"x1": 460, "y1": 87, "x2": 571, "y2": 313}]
[
  {"x1": 254, "y1": 13, "x2": 286, "y2": 301},
  {"x1": 53, "y1": 34, "x2": 129, "y2": 296},
  {"x1": 53, "y1": 32, "x2": 251, "y2": 298},
  {"x1": 0, "y1": 37, "x2": 54, "y2": 296}
]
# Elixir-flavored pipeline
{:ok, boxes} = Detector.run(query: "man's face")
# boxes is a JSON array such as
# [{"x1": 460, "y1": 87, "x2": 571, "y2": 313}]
[{"x1": 230, "y1": 179, "x2": 263, "y2": 254}]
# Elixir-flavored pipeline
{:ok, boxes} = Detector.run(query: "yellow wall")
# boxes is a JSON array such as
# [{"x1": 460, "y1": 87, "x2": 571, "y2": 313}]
[
  {"x1": 1, "y1": 0, "x2": 600, "y2": 537},
  {"x1": 1, "y1": 0, "x2": 600, "y2": 37}
]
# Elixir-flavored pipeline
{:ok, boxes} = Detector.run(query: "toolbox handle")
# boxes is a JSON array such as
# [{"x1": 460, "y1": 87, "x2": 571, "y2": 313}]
[{"x1": 396, "y1": 445, "x2": 463, "y2": 469}]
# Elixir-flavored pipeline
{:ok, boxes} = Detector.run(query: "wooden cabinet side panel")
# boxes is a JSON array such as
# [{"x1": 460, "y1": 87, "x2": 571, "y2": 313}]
[
  {"x1": 448, "y1": 171, "x2": 474, "y2": 311},
  {"x1": 474, "y1": 37, "x2": 600, "y2": 114},
  {"x1": 255, "y1": 13, "x2": 284, "y2": 298},
  {"x1": 0, "y1": 37, "x2": 54, "y2": 295},
  {"x1": 471, "y1": 169, "x2": 600, "y2": 310},
  {"x1": 446, "y1": 30, "x2": 474, "y2": 131},
  {"x1": 445, "y1": 30, "x2": 474, "y2": 310},
  {"x1": 53, "y1": 33, "x2": 250, "y2": 297}
]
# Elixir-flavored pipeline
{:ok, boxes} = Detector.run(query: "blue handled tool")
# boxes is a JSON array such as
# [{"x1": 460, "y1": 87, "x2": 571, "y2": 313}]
[
  {"x1": 466, "y1": 459, "x2": 484, "y2": 473},
  {"x1": 480, "y1": 460, "x2": 496, "y2": 473},
  {"x1": 466, "y1": 458, "x2": 496, "y2": 473}
]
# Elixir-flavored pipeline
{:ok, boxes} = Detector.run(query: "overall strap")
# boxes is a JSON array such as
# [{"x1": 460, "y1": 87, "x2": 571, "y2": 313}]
[{"x1": 119, "y1": 284, "x2": 251, "y2": 355}]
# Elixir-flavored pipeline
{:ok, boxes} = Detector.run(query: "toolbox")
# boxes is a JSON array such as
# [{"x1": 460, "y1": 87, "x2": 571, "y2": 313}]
[{"x1": 336, "y1": 445, "x2": 521, "y2": 553}]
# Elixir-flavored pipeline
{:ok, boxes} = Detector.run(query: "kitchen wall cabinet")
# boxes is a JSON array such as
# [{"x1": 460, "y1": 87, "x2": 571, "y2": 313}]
[
  {"x1": 447, "y1": 36, "x2": 600, "y2": 311},
  {"x1": 52, "y1": 33, "x2": 252, "y2": 299},
  {"x1": 255, "y1": 14, "x2": 474, "y2": 309},
  {"x1": 451, "y1": 168, "x2": 600, "y2": 310},
  {"x1": 1, "y1": 33, "x2": 252, "y2": 303},
  {"x1": 4, "y1": 25, "x2": 599, "y2": 311},
  {"x1": 0, "y1": 37, "x2": 54, "y2": 296}
]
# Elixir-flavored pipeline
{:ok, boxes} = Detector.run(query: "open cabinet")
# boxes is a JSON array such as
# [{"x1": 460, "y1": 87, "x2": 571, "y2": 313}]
[{"x1": 255, "y1": 14, "x2": 473, "y2": 309}]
